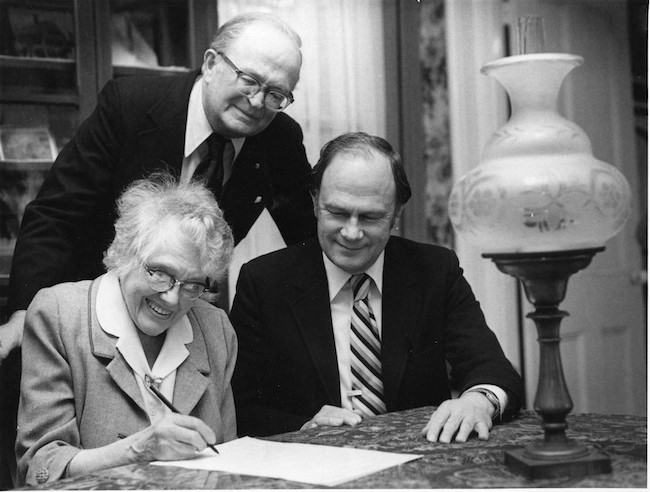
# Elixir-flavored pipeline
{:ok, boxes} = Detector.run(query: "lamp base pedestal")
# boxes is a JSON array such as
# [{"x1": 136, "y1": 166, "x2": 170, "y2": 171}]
[
  {"x1": 505, "y1": 446, "x2": 612, "y2": 480},
  {"x1": 484, "y1": 248, "x2": 612, "y2": 480}
]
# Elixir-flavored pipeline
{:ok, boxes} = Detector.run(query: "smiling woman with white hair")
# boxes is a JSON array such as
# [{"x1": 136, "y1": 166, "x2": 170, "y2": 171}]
[{"x1": 16, "y1": 173, "x2": 236, "y2": 486}]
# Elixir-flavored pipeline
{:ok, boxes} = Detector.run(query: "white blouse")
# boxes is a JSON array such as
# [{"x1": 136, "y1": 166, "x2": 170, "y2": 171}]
[{"x1": 95, "y1": 271, "x2": 193, "y2": 423}]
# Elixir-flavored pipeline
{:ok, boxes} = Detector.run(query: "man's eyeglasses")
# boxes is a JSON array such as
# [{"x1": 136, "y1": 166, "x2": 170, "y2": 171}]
[
  {"x1": 217, "y1": 51, "x2": 294, "y2": 112},
  {"x1": 144, "y1": 265, "x2": 208, "y2": 301}
]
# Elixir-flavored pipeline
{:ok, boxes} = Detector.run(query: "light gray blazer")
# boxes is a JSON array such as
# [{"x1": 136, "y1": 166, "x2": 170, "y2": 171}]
[{"x1": 16, "y1": 276, "x2": 238, "y2": 486}]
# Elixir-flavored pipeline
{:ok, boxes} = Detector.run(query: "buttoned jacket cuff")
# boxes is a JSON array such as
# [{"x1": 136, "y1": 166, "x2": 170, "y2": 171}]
[{"x1": 25, "y1": 444, "x2": 80, "y2": 486}]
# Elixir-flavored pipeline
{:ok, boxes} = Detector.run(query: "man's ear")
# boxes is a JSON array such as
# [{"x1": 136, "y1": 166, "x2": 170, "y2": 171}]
[
  {"x1": 391, "y1": 205, "x2": 403, "y2": 230},
  {"x1": 310, "y1": 191, "x2": 319, "y2": 217},
  {"x1": 202, "y1": 49, "x2": 218, "y2": 77}
]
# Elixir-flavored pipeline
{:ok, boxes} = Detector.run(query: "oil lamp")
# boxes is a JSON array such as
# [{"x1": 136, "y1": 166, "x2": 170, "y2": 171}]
[{"x1": 448, "y1": 17, "x2": 631, "y2": 479}]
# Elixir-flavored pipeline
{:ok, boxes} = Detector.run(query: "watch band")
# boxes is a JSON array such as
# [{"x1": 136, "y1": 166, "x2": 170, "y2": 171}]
[{"x1": 465, "y1": 388, "x2": 501, "y2": 420}]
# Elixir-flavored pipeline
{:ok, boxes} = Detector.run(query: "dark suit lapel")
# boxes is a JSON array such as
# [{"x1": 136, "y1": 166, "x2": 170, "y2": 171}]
[
  {"x1": 289, "y1": 241, "x2": 341, "y2": 405},
  {"x1": 219, "y1": 138, "x2": 267, "y2": 244},
  {"x1": 381, "y1": 237, "x2": 423, "y2": 410},
  {"x1": 137, "y1": 70, "x2": 200, "y2": 177}
]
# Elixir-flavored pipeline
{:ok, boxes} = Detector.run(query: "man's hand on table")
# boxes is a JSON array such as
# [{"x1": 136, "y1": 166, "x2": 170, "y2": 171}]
[
  {"x1": 300, "y1": 404, "x2": 363, "y2": 430},
  {"x1": 421, "y1": 391, "x2": 495, "y2": 443},
  {"x1": 0, "y1": 310, "x2": 26, "y2": 362}
]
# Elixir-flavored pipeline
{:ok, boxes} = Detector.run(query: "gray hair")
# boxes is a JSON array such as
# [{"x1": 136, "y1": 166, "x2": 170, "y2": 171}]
[
  {"x1": 103, "y1": 173, "x2": 233, "y2": 281},
  {"x1": 210, "y1": 12, "x2": 302, "y2": 59}
]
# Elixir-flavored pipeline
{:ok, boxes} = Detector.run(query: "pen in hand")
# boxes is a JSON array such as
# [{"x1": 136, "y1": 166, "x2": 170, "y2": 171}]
[{"x1": 147, "y1": 383, "x2": 220, "y2": 455}]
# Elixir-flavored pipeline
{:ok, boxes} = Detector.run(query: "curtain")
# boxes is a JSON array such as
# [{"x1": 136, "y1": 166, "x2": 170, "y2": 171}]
[{"x1": 217, "y1": 0, "x2": 386, "y2": 164}]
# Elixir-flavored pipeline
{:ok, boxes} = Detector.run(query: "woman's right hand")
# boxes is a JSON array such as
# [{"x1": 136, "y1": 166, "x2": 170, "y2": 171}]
[
  {"x1": 125, "y1": 412, "x2": 217, "y2": 462},
  {"x1": 68, "y1": 412, "x2": 217, "y2": 479}
]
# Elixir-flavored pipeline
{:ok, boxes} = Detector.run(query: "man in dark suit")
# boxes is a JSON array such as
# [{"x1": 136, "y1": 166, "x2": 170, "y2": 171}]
[
  {"x1": 0, "y1": 12, "x2": 315, "y2": 485},
  {"x1": 230, "y1": 132, "x2": 524, "y2": 442},
  {"x1": 0, "y1": 11, "x2": 315, "y2": 352}
]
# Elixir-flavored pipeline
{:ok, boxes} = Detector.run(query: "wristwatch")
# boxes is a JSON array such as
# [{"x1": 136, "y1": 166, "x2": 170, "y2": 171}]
[{"x1": 465, "y1": 388, "x2": 501, "y2": 420}]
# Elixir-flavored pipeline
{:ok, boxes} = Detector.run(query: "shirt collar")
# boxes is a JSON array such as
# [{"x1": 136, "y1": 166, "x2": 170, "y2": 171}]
[
  {"x1": 184, "y1": 76, "x2": 245, "y2": 158},
  {"x1": 96, "y1": 271, "x2": 193, "y2": 381},
  {"x1": 323, "y1": 251, "x2": 385, "y2": 301}
]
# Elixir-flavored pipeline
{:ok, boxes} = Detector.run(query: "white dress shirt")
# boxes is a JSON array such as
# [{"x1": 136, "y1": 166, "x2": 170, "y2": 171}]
[
  {"x1": 180, "y1": 77, "x2": 244, "y2": 184},
  {"x1": 323, "y1": 253, "x2": 507, "y2": 417},
  {"x1": 95, "y1": 271, "x2": 193, "y2": 423}
]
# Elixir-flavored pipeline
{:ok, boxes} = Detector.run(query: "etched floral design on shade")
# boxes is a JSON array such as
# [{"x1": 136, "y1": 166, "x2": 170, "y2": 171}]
[{"x1": 448, "y1": 53, "x2": 631, "y2": 253}]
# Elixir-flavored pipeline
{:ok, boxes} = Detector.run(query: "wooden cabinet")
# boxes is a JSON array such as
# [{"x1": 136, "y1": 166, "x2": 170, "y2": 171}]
[{"x1": 0, "y1": 0, "x2": 217, "y2": 321}]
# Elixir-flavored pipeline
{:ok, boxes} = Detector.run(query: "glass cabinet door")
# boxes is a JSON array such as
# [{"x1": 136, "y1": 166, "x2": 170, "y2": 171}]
[
  {"x1": 0, "y1": 0, "x2": 215, "y2": 319},
  {"x1": 0, "y1": 0, "x2": 79, "y2": 284},
  {"x1": 109, "y1": 0, "x2": 204, "y2": 78}
]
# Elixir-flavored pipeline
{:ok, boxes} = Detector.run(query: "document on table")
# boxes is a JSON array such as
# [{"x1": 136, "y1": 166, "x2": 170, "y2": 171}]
[{"x1": 152, "y1": 436, "x2": 422, "y2": 487}]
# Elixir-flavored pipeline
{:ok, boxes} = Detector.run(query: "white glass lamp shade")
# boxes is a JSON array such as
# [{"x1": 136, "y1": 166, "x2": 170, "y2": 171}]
[{"x1": 448, "y1": 54, "x2": 631, "y2": 254}]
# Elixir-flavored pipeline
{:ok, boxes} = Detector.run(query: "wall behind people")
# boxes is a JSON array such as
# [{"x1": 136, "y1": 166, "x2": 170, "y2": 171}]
[{"x1": 218, "y1": 0, "x2": 388, "y2": 164}]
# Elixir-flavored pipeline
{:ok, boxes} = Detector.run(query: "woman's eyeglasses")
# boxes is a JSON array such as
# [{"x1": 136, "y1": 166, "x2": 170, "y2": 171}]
[{"x1": 144, "y1": 265, "x2": 208, "y2": 300}]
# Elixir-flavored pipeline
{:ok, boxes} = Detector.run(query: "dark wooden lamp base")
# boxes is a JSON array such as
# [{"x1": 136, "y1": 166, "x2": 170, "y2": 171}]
[
  {"x1": 484, "y1": 248, "x2": 612, "y2": 480},
  {"x1": 504, "y1": 447, "x2": 611, "y2": 480}
]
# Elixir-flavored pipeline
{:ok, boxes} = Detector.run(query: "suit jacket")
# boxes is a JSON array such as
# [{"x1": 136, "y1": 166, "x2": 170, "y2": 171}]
[
  {"x1": 229, "y1": 236, "x2": 524, "y2": 437},
  {"x1": 7, "y1": 70, "x2": 316, "y2": 313},
  {"x1": 16, "y1": 277, "x2": 238, "y2": 487}
]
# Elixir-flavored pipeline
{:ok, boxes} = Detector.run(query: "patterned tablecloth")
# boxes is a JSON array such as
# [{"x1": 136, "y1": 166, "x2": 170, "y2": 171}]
[{"x1": 23, "y1": 407, "x2": 646, "y2": 489}]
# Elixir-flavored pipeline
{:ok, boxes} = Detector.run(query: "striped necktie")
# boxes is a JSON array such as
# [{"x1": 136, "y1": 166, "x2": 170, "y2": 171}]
[{"x1": 349, "y1": 273, "x2": 386, "y2": 416}]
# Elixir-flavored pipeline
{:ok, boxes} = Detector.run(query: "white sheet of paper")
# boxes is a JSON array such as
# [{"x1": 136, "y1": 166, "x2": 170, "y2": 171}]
[
  {"x1": 151, "y1": 436, "x2": 422, "y2": 487},
  {"x1": 227, "y1": 207, "x2": 287, "y2": 308}
]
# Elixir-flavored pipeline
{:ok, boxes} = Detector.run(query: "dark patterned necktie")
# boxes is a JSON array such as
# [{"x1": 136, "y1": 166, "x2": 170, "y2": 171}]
[
  {"x1": 349, "y1": 273, "x2": 386, "y2": 416},
  {"x1": 194, "y1": 133, "x2": 227, "y2": 199}
]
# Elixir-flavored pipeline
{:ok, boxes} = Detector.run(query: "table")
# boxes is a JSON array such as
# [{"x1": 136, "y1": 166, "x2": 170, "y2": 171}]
[{"x1": 23, "y1": 407, "x2": 646, "y2": 489}]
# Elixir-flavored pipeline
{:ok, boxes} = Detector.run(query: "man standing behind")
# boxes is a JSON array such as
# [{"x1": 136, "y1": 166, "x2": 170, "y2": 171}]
[
  {"x1": 1, "y1": 12, "x2": 315, "y2": 355},
  {"x1": 230, "y1": 132, "x2": 523, "y2": 442},
  {"x1": 0, "y1": 12, "x2": 314, "y2": 486}
]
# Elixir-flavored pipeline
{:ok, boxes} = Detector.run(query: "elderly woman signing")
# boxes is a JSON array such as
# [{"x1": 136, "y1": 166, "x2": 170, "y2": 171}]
[{"x1": 16, "y1": 174, "x2": 236, "y2": 486}]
